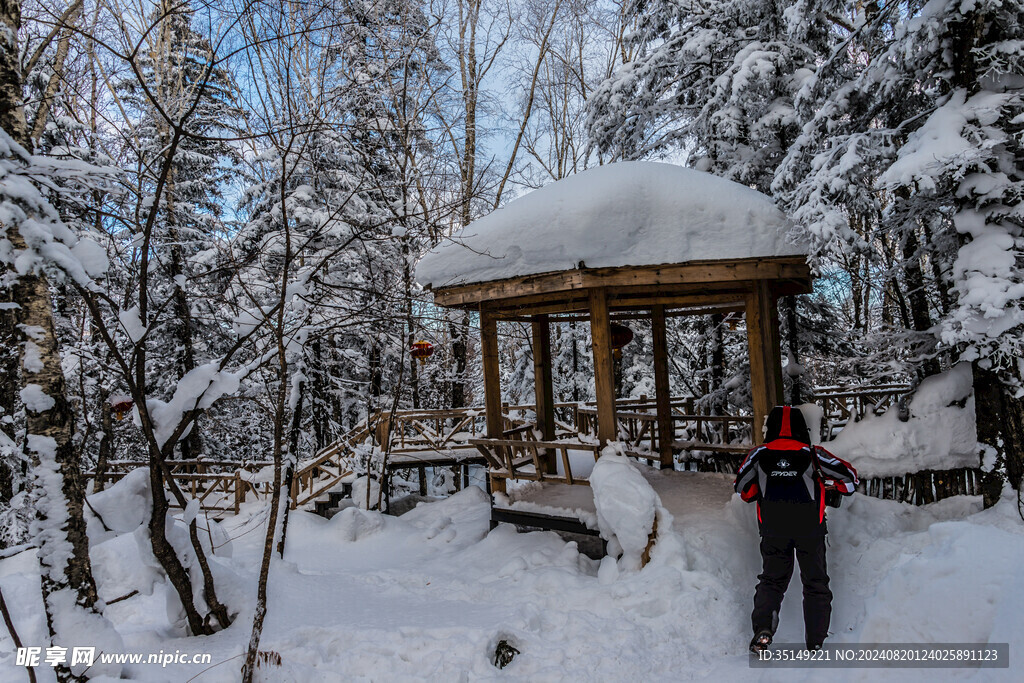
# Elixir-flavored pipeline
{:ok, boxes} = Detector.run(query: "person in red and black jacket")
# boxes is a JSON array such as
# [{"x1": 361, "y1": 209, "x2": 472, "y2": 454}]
[{"x1": 734, "y1": 405, "x2": 858, "y2": 653}]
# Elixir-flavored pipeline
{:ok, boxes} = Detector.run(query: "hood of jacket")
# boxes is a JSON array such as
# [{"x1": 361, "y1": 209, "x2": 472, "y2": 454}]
[{"x1": 765, "y1": 405, "x2": 811, "y2": 445}]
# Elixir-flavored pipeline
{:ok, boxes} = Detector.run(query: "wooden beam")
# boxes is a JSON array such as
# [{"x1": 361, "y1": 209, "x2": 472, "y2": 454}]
[
  {"x1": 589, "y1": 288, "x2": 617, "y2": 446},
  {"x1": 579, "y1": 260, "x2": 808, "y2": 289},
  {"x1": 498, "y1": 302, "x2": 747, "y2": 323},
  {"x1": 480, "y1": 307, "x2": 505, "y2": 493},
  {"x1": 745, "y1": 281, "x2": 784, "y2": 444},
  {"x1": 651, "y1": 305, "x2": 674, "y2": 469},
  {"x1": 493, "y1": 293, "x2": 748, "y2": 319},
  {"x1": 485, "y1": 282, "x2": 747, "y2": 315},
  {"x1": 532, "y1": 314, "x2": 556, "y2": 473},
  {"x1": 431, "y1": 257, "x2": 812, "y2": 307}
]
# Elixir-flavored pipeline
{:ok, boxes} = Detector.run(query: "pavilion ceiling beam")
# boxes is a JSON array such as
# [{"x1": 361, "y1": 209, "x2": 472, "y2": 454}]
[
  {"x1": 431, "y1": 257, "x2": 811, "y2": 307},
  {"x1": 491, "y1": 293, "x2": 750, "y2": 319},
  {"x1": 498, "y1": 303, "x2": 747, "y2": 323}
]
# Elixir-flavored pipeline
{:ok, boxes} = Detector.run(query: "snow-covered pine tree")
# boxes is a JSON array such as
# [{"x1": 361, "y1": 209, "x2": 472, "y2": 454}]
[
  {"x1": 774, "y1": 1, "x2": 1024, "y2": 502},
  {"x1": 586, "y1": 0, "x2": 831, "y2": 190},
  {"x1": 117, "y1": 0, "x2": 245, "y2": 460}
]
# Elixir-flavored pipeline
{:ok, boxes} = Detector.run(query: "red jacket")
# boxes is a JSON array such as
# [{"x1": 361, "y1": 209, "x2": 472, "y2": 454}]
[{"x1": 734, "y1": 406, "x2": 858, "y2": 537}]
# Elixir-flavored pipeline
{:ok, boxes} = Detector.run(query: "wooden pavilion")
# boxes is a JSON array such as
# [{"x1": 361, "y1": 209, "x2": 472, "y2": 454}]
[{"x1": 417, "y1": 162, "x2": 812, "y2": 494}]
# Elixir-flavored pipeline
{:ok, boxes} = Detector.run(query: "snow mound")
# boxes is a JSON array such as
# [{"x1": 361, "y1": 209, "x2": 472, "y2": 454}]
[
  {"x1": 87, "y1": 468, "x2": 151, "y2": 540},
  {"x1": 827, "y1": 363, "x2": 978, "y2": 477},
  {"x1": 416, "y1": 161, "x2": 805, "y2": 287},
  {"x1": 590, "y1": 445, "x2": 676, "y2": 575}
]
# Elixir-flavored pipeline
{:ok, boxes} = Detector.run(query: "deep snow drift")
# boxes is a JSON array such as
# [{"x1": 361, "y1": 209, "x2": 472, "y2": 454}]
[
  {"x1": 827, "y1": 363, "x2": 978, "y2": 477},
  {"x1": 2, "y1": 466, "x2": 1021, "y2": 682}
]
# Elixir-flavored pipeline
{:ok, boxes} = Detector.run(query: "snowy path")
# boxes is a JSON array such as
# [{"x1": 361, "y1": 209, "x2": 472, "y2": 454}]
[{"x1": 1, "y1": 470, "x2": 1022, "y2": 682}]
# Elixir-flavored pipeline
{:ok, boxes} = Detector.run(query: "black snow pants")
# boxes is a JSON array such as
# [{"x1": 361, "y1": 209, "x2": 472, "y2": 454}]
[{"x1": 751, "y1": 534, "x2": 832, "y2": 648}]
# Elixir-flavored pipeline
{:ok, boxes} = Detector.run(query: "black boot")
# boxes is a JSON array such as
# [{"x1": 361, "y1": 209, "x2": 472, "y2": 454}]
[{"x1": 749, "y1": 629, "x2": 773, "y2": 654}]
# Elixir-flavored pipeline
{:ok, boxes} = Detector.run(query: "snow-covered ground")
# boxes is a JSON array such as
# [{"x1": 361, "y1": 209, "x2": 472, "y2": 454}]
[{"x1": 2, "y1": 467, "x2": 1022, "y2": 682}]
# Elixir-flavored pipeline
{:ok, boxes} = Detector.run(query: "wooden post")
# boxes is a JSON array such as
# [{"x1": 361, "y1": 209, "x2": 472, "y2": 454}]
[
  {"x1": 418, "y1": 465, "x2": 427, "y2": 496},
  {"x1": 480, "y1": 307, "x2": 505, "y2": 494},
  {"x1": 532, "y1": 314, "x2": 556, "y2": 473},
  {"x1": 375, "y1": 414, "x2": 391, "y2": 448},
  {"x1": 234, "y1": 471, "x2": 242, "y2": 515},
  {"x1": 651, "y1": 305, "x2": 674, "y2": 469},
  {"x1": 589, "y1": 288, "x2": 617, "y2": 446},
  {"x1": 745, "y1": 280, "x2": 784, "y2": 444}
]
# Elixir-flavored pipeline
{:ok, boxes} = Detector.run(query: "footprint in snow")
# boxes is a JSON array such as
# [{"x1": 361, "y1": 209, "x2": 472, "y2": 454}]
[{"x1": 424, "y1": 516, "x2": 452, "y2": 540}]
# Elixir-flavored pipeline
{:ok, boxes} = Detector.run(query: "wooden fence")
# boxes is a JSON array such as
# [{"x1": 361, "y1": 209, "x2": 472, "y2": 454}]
[
  {"x1": 814, "y1": 384, "x2": 910, "y2": 439},
  {"x1": 85, "y1": 461, "x2": 271, "y2": 516},
  {"x1": 85, "y1": 383, "x2": 976, "y2": 513},
  {"x1": 857, "y1": 467, "x2": 983, "y2": 505}
]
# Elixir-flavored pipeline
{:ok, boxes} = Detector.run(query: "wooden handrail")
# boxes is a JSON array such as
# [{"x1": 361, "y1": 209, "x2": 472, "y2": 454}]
[
  {"x1": 469, "y1": 438, "x2": 603, "y2": 450},
  {"x1": 84, "y1": 385, "x2": 912, "y2": 515}
]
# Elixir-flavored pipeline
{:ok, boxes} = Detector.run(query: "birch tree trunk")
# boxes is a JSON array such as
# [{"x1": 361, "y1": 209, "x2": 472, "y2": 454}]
[{"x1": 1, "y1": 2, "x2": 114, "y2": 678}]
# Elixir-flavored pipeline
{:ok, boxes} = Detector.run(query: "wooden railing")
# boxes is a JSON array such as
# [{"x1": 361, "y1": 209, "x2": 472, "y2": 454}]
[
  {"x1": 82, "y1": 384, "x2": 926, "y2": 513},
  {"x1": 576, "y1": 407, "x2": 753, "y2": 455},
  {"x1": 858, "y1": 466, "x2": 983, "y2": 504},
  {"x1": 814, "y1": 384, "x2": 910, "y2": 433},
  {"x1": 383, "y1": 408, "x2": 488, "y2": 452},
  {"x1": 85, "y1": 465, "x2": 268, "y2": 516},
  {"x1": 289, "y1": 416, "x2": 378, "y2": 508},
  {"x1": 173, "y1": 472, "x2": 264, "y2": 515},
  {"x1": 469, "y1": 438, "x2": 603, "y2": 486},
  {"x1": 90, "y1": 458, "x2": 274, "y2": 488}
]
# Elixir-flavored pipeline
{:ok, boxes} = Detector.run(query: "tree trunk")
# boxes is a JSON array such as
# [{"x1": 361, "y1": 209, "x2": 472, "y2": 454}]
[
  {"x1": 0, "y1": 303, "x2": 17, "y2": 499},
  {"x1": 93, "y1": 394, "x2": 112, "y2": 492},
  {"x1": 974, "y1": 364, "x2": 1024, "y2": 508},
  {"x1": 0, "y1": 295, "x2": 15, "y2": 501},
  {"x1": 310, "y1": 338, "x2": 328, "y2": 450},
  {"x1": 164, "y1": 172, "x2": 202, "y2": 460},
  {"x1": 784, "y1": 296, "x2": 802, "y2": 405},
  {"x1": 902, "y1": 225, "x2": 939, "y2": 377},
  {"x1": 1, "y1": 3, "x2": 108, "y2": 677},
  {"x1": 403, "y1": 256, "x2": 419, "y2": 409},
  {"x1": 0, "y1": 0, "x2": 29, "y2": 146},
  {"x1": 369, "y1": 342, "x2": 382, "y2": 399},
  {"x1": 277, "y1": 374, "x2": 304, "y2": 557},
  {"x1": 18, "y1": 274, "x2": 98, "y2": 599},
  {"x1": 450, "y1": 312, "x2": 469, "y2": 408},
  {"x1": 28, "y1": 0, "x2": 83, "y2": 145},
  {"x1": 710, "y1": 314, "x2": 724, "y2": 414},
  {"x1": 243, "y1": 148, "x2": 296, "y2": 678},
  {"x1": 147, "y1": 465, "x2": 212, "y2": 635}
]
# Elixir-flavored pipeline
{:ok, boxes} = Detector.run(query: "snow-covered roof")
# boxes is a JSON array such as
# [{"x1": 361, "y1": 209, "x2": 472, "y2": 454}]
[{"x1": 416, "y1": 161, "x2": 806, "y2": 289}]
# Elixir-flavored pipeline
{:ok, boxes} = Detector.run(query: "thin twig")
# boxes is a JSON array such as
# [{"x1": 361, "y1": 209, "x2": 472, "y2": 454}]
[{"x1": 0, "y1": 585, "x2": 36, "y2": 683}]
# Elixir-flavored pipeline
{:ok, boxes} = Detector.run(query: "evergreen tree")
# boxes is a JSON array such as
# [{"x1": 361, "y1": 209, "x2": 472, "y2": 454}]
[
  {"x1": 587, "y1": 0, "x2": 832, "y2": 191},
  {"x1": 116, "y1": 0, "x2": 245, "y2": 459},
  {"x1": 774, "y1": 0, "x2": 1024, "y2": 499}
]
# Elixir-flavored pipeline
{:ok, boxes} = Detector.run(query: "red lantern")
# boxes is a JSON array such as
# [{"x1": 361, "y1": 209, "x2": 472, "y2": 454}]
[
  {"x1": 410, "y1": 340, "x2": 434, "y2": 365},
  {"x1": 110, "y1": 395, "x2": 134, "y2": 421},
  {"x1": 610, "y1": 323, "x2": 633, "y2": 360}
]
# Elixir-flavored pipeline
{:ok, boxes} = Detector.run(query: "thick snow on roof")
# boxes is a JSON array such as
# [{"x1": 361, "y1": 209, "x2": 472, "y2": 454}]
[{"x1": 417, "y1": 161, "x2": 806, "y2": 288}]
